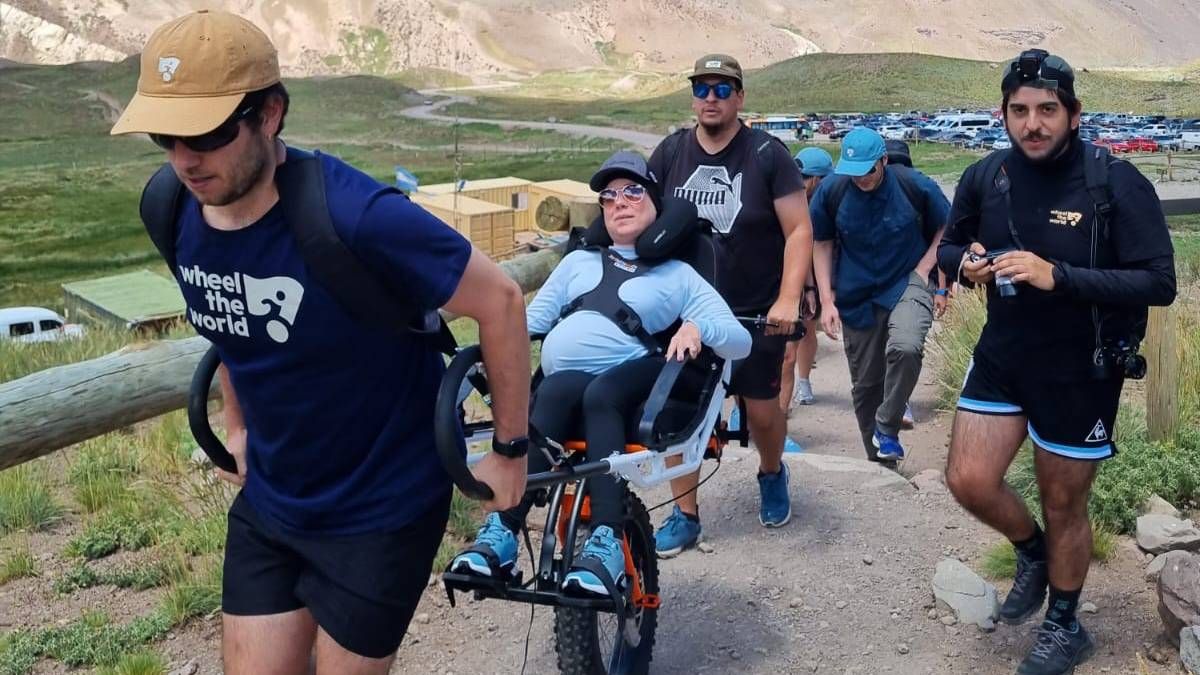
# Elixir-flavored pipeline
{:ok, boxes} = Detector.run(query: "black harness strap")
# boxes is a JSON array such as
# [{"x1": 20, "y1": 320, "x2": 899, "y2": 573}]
[{"x1": 558, "y1": 248, "x2": 663, "y2": 355}]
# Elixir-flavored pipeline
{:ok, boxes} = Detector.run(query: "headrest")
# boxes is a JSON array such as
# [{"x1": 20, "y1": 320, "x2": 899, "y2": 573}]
[{"x1": 577, "y1": 196, "x2": 699, "y2": 262}]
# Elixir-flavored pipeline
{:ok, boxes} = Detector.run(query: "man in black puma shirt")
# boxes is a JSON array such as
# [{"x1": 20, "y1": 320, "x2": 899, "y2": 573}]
[{"x1": 938, "y1": 50, "x2": 1175, "y2": 675}]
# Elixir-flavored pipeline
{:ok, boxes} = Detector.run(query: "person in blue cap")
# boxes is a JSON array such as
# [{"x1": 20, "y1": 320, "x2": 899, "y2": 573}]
[
  {"x1": 780, "y1": 147, "x2": 833, "y2": 417},
  {"x1": 809, "y1": 127, "x2": 950, "y2": 464}
]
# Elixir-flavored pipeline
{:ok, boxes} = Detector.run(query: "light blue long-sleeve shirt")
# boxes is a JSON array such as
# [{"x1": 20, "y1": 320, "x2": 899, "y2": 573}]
[{"x1": 527, "y1": 245, "x2": 752, "y2": 376}]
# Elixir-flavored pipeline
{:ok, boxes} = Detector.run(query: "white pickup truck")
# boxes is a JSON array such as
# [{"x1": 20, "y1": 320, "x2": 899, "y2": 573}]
[
  {"x1": 0, "y1": 307, "x2": 86, "y2": 343},
  {"x1": 1182, "y1": 129, "x2": 1200, "y2": 151}
]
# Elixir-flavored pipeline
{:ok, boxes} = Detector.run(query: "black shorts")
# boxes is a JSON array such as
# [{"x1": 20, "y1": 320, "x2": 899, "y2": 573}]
[
  {"x1": 957, "y1": 355, "x2": 1123, "y2": 461},
  {"x1": 223, "y1": 491, "x2": 450, "y2": 659},
  {"x1": 729, "y1": 322, "x2": 788, "y2": 400}
]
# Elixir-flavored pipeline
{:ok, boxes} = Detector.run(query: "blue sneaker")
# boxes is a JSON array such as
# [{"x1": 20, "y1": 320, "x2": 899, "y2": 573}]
[
  {"x1": 783, "y1": 437, "x2": 804, "y2": 454},
  {"x1": 562, "y1": 526, "x2": 626, "y2": 597},
  {"x1": 758, "y1": 463, "x2": 792, "y2": 527},
  {"x1": 728, "y1": 406, "x2": 741, "y2": 432},
  {"x1": 872, "y1": 429, "x2": 906, "y2": 461},
  {"x1": 654, "y1": 505, "x2": 701, "y2": 559},
  {"x1": 449, "y1": 512, "x2": 518, "y2": 578}
]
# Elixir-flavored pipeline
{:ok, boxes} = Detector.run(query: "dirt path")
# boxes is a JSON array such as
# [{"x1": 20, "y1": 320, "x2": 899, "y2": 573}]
[
  {"x1": 399, "y1": 95, "x2": 663, "y2": 151},
  {"x1": 390, "y1": 331, "x2": 1178, "y2": 675}
]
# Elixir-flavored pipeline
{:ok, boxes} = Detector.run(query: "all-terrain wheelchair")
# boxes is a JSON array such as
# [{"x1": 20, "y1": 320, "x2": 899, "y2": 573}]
[
  {"x1": 432, "y1": 198, "x2": 776, "y2": 675},
  {"x1": 185, "y1": 197, "x2": 786, "y2": 675}
]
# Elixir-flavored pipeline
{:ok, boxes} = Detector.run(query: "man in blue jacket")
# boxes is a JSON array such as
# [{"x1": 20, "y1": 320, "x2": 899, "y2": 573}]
[{"x1": 809, "y1": 128, "x2": 950, "y2": 463}]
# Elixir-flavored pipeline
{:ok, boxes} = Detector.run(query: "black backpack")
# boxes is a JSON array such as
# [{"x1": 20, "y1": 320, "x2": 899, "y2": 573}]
[
  {"x1": 139, "y1": 146, "x2": 456, "y2": 354},
  {"x1": 821, "y1": 164, "x2": 940, "y2": 245}
]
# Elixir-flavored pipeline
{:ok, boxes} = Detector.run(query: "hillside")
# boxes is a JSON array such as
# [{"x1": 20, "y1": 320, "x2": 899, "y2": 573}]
[{"x1": 3, "y1": 0, "x2": 1200, "y2": 77}]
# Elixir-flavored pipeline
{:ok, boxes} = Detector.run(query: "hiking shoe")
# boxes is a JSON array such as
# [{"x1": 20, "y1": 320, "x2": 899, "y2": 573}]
[
  {"x1": 758, "y1": 463, "x2": 792, "y2": 527},
  {"x1": 872, "y1": 429, "x2": 906, "y2": 461},
  {"x1": 562, "y1": 526, "x2": 626, "y2": 597},
  {"x1": 1000, "y1": 549, "x2": 1049, "y2": 624},
  {"x1": 901, "y1": 402, "x2": 915, "y2": 429},
  {"x1": 1016, "y1": 620, "x2": 1095, "y2": 675},
  {"x1": 449, "y1": 512, "x2": 517, "y2": 578},
  {"x1": 792, "y1": 378, "x2": 815, "y2": 409},
  {"x1": 655, "y1": 505, "x2": 701, "y2": 558},
  {"x1": 783, "y1": 437, "x2": 804, "y2": 454}
]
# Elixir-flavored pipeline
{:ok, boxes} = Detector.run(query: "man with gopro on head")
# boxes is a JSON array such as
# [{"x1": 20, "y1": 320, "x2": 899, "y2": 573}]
[{"x1": 938, "y1": 48, "x2": 1175, "y2": 674}]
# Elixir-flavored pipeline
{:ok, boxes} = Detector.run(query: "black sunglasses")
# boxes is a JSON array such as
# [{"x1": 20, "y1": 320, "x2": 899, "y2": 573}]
[
  {"x1": 150, "y1": 104, "x2": 258, "y2": 153},
  {"x1": 692, "y1": 81, "x2": 736, "y2": 100}
]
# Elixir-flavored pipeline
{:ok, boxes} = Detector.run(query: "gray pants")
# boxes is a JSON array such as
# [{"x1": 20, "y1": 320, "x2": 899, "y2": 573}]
[{"x1": 842, "y1": 271, "x2": 934, "y2": 458}]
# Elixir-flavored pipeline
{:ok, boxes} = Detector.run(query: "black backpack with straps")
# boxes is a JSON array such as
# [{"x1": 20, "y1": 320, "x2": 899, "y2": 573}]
[
  {"x1": 821, "y1": 165, "x2": 940, "y2": 245},
  {"x1": 139, "y1": 146, "x2": 456, "y2": 354}
]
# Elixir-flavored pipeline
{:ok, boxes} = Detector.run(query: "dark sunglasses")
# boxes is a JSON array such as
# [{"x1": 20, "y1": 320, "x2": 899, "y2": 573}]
[
  {"x1": 692, "y1": 81, "x2": 736, "y2": 100},
  {"x1": 149, "y1": 104, "x2": 258, "y2": 153},
  {"x1": 598, "y1": 184, "x2": 647, "y2": 207}
]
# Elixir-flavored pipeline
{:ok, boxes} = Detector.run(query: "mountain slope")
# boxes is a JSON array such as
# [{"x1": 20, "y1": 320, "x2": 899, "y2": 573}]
[{"x1": 3, "y1": 0, "x2": 1200, "y2": 75}]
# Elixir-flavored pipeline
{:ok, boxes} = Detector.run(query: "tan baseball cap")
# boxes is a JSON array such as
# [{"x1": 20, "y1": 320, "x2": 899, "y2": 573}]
[
  {"x1": 110, "y1": 10, "x2": 280, "y2": 137},
  {"x1": 690, "y1": 54, "x2": 743, "y2": 85}
]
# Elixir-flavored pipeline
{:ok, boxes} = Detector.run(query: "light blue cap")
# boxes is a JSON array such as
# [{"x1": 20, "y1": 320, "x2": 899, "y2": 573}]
[
  {"x1": 794, "y1": 147, "x2": 833, "y2": 177},
  {"x1": 835, "y1": 127, "x2": 886, "y2": 177}
]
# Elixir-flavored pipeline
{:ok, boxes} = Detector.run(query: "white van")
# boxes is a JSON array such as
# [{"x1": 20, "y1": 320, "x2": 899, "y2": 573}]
[
  {"x1": 0, "y1": 307, "x2": 85, "y2": 343},
  {"x1": 925, "y1": 114, "x2": 997, "y2": 135}
]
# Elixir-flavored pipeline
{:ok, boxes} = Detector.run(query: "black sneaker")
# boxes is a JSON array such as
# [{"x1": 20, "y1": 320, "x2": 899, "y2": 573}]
[
  {"x1": 1016, "y1": 620, "x2": 1095, "y2": 675},
  {"x1": 1000, "y1": 549, "x2": 1048, "y2": 624}
]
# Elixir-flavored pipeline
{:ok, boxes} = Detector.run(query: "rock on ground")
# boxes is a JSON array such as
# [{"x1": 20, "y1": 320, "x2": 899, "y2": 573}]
[
  {"x1": 1158, "y1": 552, "x2": 1200, "y2": 645},
  {"x1": 1137, "y1": 515, "x2": 1200, "y2": 555},
  {"x1": 1147, "y1": 550, "x2": 1195, "y2": 581},
  {"x1": 1142, "y1": 494, "x2": 1182, "y2": 519},
  {"x1": 1182, "y1": 626, "x2": 1200, "y2": 675},
  {"x1": 932, "y1": 558, "x2": 999, "y2": 630}
]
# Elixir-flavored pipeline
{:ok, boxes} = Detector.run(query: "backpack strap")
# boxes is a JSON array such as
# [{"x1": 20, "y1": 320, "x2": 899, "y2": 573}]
[
  {"x1": 138, "y1": 148, "x2": 455, "y2": 355},
  {"x1": 139, "y1": 163, "x2": 187, "y2": 280},
  {"x1": 890, "y1": 165, "x2": 935, "y2": 243},
  {"x1": 557, "y1": 248, "x2": 662, "y2": 356},
  {"x1": 748, "y1": 128, "x2": 785, "y2": 198},
  {"x1": 1081, "y1": 142, "x2": 1114, "y2": 245}
]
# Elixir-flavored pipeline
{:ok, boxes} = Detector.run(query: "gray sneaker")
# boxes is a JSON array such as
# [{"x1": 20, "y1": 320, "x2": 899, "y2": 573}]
[{"x1": 792, "y1": 378, "x2": 814, "y2": 408}]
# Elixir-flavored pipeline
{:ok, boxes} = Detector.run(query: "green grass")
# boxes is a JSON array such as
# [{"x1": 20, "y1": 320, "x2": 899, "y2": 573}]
[
  {"x1": 981, "y1": 525, "x2": 1116, "y2": 579},
  {"x1": 95, "y1": 650, "x2": 168, "y2": 675},
  {"x1": 0, "y1": 539, "x2": 36, "y2": 585},
  {"x1": 68, "y1": 437, "x2": 142, "y2": 513},
  {"x1": 158, "y1": 560, "x2": 222, "y2": 626},
  {"x1": 0, "y1": 464, "x2": 63, "y2": 535},
  {"x1": 54, "y1": 556, "x2": 183, "y2": 594}
]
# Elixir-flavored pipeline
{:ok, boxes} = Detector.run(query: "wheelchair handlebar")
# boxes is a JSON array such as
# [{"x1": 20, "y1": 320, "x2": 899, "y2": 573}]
[
  {"x1": 434, "y1": 345, "x2": 496, "y2": 502},
  {"x1": 735, "y1": 314, "x2": 806, "y2": 340},
  {"x1": 187, "y1": 346, "x2": 240, "y2": 475}
]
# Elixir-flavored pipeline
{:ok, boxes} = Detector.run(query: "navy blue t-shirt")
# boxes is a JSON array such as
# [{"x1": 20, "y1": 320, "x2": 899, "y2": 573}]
[
  {"x1": 810, "y1": 168, "x2": 950, "y2": 329},
  {"x1": 174, "y1": 151, "x2": 472, "y2": 535}
]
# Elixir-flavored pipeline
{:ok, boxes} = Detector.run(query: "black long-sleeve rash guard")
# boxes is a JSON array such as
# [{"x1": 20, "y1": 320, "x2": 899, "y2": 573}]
[{"x1": 938, "y1": 138, "x2": 1176, "y2": 381}]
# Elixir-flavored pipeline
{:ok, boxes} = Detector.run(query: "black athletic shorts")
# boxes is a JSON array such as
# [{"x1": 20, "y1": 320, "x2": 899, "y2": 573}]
[
  {"x1": 957, "y1": 354, "x2": 1123, "y2": 461},
  {"x1": 729, "y1": 312, "x2": 788, "y2": 399},
  {"x1": 222, "y1": 490, "x2": 451, "y2": 659}
]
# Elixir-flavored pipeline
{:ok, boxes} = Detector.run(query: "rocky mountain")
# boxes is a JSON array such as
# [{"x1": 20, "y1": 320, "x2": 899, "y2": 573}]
[{"x1": 3, "y1": 0, "x2": 1199, "y2": 76}]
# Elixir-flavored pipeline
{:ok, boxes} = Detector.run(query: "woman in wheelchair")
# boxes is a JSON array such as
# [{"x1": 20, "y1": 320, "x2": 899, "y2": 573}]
[{"x1": 450, "y1": 151, "x2": 751, "y2": 598}]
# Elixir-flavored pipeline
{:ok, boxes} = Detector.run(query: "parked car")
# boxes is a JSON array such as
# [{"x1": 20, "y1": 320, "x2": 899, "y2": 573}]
[
  {"x1": 1126, "y1": 137, "x2": 1159, "y2": 153},
  {"x1": 992, "y1": 137, "x2": 1012, "y2": 150},
  {"x1": 0, "y1": 307, "x2": 85, "y2": 343},
  {"x1": 1151, "y1": 134, "x2": 1183, "y2": 151}
]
